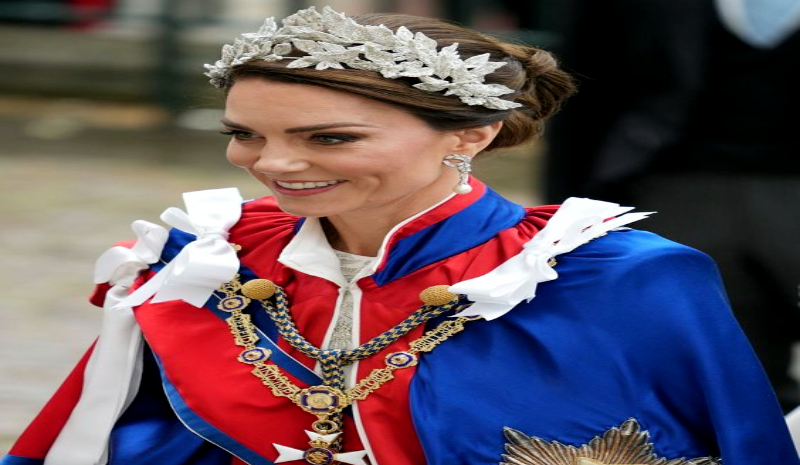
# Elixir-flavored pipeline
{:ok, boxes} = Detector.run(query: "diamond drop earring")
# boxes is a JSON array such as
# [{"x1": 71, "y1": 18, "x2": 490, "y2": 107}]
[{"x1": 442, "y1": 154, "x2": 473, "y2": 194}]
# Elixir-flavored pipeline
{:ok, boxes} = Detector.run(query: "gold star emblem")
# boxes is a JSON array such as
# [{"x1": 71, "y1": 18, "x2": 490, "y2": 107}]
[
  {"x1": 577, "y1": 459, "x2": 646, "y2": 465},
  {"x1": 500, "y1": 419, "x2": 720, "y2": 465}
]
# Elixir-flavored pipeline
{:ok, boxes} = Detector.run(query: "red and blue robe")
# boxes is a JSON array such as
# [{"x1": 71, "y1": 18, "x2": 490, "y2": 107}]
[{"x1": 4, "y1": 180, "x2": 798, "y2": 464}]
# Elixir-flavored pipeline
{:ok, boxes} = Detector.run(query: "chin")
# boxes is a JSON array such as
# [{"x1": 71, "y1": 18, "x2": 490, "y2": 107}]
[{"x1": 273, "y1": 199, "x2": 342, "y2": 218}]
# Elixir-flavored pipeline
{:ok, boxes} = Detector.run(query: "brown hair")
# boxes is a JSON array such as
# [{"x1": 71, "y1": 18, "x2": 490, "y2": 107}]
[{"x1": 225, "y1": 13, "x2": 576, "y2": 152}]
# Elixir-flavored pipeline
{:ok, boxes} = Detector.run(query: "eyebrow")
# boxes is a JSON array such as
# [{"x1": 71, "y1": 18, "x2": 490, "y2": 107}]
[{"x1": 220, "y1": 118, "x2": 377, "y2": 133}]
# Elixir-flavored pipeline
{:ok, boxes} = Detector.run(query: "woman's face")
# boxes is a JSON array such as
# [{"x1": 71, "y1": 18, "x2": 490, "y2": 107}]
[{"x1": 223, "y1": 78, "x2": 468, "y2": 224}]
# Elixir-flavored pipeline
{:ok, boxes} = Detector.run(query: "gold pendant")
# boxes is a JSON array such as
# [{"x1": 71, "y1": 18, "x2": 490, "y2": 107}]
[
  {"x1": 273, "y1": 431, "x2": 368, "y2": 465},
  {"x1": 298, "y1": 386, "x2": 347, "y2": 416}
]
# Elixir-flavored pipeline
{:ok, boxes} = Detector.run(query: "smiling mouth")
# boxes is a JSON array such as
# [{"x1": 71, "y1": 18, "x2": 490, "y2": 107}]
[{"x1": 274, "y1": 180, "x2": 343, "y2": 190}]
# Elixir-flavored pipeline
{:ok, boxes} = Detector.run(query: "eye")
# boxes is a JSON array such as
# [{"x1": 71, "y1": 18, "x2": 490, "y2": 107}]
[
  {"x1": 220, "y1": 129, "x2": 260, "y2": 141},
  {"x1": 310, "y1": 133, "x2": 359, "y2": 145}
]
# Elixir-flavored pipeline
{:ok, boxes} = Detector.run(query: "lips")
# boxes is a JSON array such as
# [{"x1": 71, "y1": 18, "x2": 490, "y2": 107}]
[
  {"x1": 274, "y1": 180, "x2": 342, "y2": 190},
  {"x1": 270, "y1": 179, "x2": 345, "y2": 197}
]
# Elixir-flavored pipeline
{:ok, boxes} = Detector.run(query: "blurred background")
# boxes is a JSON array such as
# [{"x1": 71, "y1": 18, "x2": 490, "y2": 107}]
[{"x1": 0, "y1": 0, "x2": 560, "y2": 452}]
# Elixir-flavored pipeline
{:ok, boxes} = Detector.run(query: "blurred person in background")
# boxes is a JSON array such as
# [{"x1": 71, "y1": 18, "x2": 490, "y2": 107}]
[
  {"x1": 3, "y1": 5, "x2": 799, "y2": 465},
  {"x1": 0, "y1": 0, "x2": 113, "y2": 27},
  {"x1": 544, "y1": 0, "x2": 800, "y2": 412}
]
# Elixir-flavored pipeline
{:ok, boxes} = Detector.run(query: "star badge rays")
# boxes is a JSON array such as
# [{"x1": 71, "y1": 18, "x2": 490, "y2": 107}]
[{"x1": 501, "y1": 419, "x2": 721, "y2": 465}]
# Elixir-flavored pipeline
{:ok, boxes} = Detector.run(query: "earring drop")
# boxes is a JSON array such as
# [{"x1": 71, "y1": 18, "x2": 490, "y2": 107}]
[{"x1": 442, "y1": 154, "x2": 473, "y2": 194}]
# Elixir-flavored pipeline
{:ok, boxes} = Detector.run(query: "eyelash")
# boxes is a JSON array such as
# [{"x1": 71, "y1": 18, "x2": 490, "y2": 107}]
[
  {"x1": 220, "y1": 130, "x2": 258, "y2": 141},
  {"x1": 220, "y1": 130, "x2": 360, "y2": 145},
  {"x1": 310, "y1": 134, "x2": 359, "y2": 145}
]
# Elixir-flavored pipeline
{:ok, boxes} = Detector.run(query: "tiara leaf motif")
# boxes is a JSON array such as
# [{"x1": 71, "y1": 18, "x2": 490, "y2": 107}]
[{"x1": 204, "y1": 6, "x2": 522, "y2": 111}]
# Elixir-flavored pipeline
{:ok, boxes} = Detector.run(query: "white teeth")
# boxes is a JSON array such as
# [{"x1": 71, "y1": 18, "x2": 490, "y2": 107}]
[{"x1": 276, "y1": 180, "x2": 341, "y2": 190}]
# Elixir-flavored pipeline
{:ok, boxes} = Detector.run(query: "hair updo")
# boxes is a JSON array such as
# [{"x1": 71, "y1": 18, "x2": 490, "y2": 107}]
[{"x1": 225, "y1": 13, "x2": 576, "y2": 153}]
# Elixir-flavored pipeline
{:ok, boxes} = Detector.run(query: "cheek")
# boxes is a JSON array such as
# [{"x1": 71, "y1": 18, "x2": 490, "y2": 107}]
[
  {"x1": 360, "y1": 147, "x2": 444, "y2": 184},
  {"x1": 226, "y1": 141, "x2": 254, "y2": 168}
]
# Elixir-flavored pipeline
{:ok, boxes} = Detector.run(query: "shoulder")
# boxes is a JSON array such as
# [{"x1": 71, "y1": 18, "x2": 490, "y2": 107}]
[
  {"x1": 231, "y1": 196, "x2": 299, "y2": 261},
  {"x1": 238, "y1": 195, "x2": 297, "y2": 226},
  {"x1": 563, "y1": 228, "x2": 718, "y2": 278},
  {"x1": 563, "y1": 227, "x2": 724, "y2": 298},
  {"x1": 117, "y1": 192, "x2": 299, "y2": 271},
  {"x1": 157, "y1": 195, "x2": 299, "y2": 264},
  {"x1": 523, "y1": 227, "x2": 728, "y2": 327},
  {"x1": 537, "y1": 228, "x2": 732, "y2": 341}
]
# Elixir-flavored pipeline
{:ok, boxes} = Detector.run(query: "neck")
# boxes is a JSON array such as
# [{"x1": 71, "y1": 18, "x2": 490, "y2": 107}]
[
  {"x1": 320, "y1": 216, "x2": 387, "y2": 257},
  {"x1": 318, "y1": 173, "x2": 468, "y2": 256},
  {"x1": 321, "y1": 193, "x2": 456, "y2": 257}
]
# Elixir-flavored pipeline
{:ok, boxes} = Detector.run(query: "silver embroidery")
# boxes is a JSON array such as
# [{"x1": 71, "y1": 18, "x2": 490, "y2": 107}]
[
  {"x1": 328, "y1": 251, "x2": 376, "y2": 351},
  {"x1": 203, "y1": 6, "x2": 522, "y2": 110},
  {"x1": 501, "y1": 419, "x2": 721, "y2": 465}
]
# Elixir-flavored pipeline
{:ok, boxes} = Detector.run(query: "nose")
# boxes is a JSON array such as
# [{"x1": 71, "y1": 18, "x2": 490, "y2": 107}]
[
  {"x1": 229, "y1": 140, "x2": 311, "y2": 175},
  {"x1": 253, "y1": 146, "x2": 311, "y2": 175}
]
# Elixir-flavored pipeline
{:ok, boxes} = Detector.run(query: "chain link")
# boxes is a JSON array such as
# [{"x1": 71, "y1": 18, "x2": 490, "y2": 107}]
[{"x1": 216, "y1": 275, "x2": 478, "y2": 444}]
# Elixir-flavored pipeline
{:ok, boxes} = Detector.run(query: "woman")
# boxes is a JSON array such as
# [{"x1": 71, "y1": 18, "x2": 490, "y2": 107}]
[{"x1": 3, "y1": 6, "x2": 797, "y2": 465}]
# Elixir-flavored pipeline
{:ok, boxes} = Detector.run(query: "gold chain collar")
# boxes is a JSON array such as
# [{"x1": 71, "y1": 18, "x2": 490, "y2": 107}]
[{"x1": 215, "y1": 275, "x2": 479, "y2": 465}]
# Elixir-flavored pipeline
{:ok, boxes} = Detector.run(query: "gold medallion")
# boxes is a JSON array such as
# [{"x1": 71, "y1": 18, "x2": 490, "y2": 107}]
[
  {"x1": 218, "y1": 295, "x2": 251, "y2": 312},
  {"x1": 299, "y1": 386, "x2": 345, "y2": 415},
  {"x1": 237, "y1": 347, "x2": 272, "y2": 364}
]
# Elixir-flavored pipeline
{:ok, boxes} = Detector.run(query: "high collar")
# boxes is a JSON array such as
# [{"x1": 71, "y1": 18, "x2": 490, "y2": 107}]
[{"x1": 278, "y1": 178, "x2": 527, "y2": 286}]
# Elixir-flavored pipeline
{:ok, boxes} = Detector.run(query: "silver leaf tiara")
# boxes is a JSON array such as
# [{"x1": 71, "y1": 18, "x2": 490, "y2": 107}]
[{"x1": 203, "y1": 6, "x2": 523, "y2": 111}]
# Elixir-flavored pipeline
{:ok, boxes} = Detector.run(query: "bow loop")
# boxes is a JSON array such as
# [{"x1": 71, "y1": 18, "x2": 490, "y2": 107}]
[
  {"x1": 115, "y1": 188, "x2": 244, "y2": 309},
  {"x1": 450, "y1": 197, "x2": 653, "y2": 320},
  {"x1": 93, "y1": 220, "x2": 169, "y2": 288},
  {"x1": 148, "y1": 235, "x2": 241, "y2": 306},
  {"x1": 160, "y1": 207, "x2": 232, "y2": 240}
]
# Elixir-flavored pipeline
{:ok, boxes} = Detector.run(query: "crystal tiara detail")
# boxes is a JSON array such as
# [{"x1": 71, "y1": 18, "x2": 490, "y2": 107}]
[{"x1": 203, "y1": 6, "x2": 523, "y2": 111}]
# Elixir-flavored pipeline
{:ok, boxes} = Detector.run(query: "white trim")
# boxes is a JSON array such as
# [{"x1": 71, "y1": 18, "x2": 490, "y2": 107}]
[
  {"x1": 368, "y1": 193, "x2": 455, "y2": 275},
  {"x1": 351, "y1": 400, "x2": 379, "y2": 465},
  {"x1": 278, "y1": 192, "x2": 455, "y2": 283},
  {"x1": 347, "y1": 285, "x2": 365, "y2": 389},
  {"x1": 278, "y1": 218, "x2": 346, "y2": 286},
  {"x1": 346, "y1": 284, "x2": 374, "y2": 458}
]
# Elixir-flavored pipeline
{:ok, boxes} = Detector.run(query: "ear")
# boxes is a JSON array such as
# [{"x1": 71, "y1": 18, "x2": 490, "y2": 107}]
[{"x1": 449, "y1": 121, "x2": 503, "y2": 156}]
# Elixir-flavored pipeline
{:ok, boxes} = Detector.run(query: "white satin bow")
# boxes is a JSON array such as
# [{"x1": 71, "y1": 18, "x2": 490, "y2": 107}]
[
  {"x1": 116, "y1": 188, "x2": 244, "y2": 308},
  {"x1": 45, "y1": 220, "x2": 169, "y2": 465},
  {"x1": 450, "y1": 197, "x2": 653, "y2": 320}
]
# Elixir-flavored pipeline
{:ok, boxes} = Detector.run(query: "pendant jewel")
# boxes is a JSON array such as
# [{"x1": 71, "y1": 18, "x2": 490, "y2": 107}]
[
  {"x1": 298, "y1": 386, "x2": 345, "y2": 414},
  {"x1": 273, "y1": 431, "x2": 368, "y2": 465},
  {"x1": 303, "y1": 447, "x2": 334, "y2": 465}
]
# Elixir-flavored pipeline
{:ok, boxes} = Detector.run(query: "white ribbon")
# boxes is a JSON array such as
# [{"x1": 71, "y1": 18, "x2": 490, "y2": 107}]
[
  {"x1": 116, "y1": 188, "x2": 244, "y2": 308},
  {"x1": 45, "y1": 220, "x2": 169, "y2": 465},
  {"x1": 450, "y1": 197, "x2": 653, "y2": 320}
]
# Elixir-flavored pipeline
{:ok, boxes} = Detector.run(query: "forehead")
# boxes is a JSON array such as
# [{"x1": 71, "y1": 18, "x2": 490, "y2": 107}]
[{"x1": 224, "y1": 79, "x2": 407, "y2": 126}]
